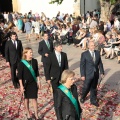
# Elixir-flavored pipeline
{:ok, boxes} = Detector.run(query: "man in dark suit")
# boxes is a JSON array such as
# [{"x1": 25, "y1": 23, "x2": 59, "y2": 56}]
[
  {"x1": 45, "y1": 41, "x2": 68, "y2": 110},
  {"x1": 5, "y1": 32, "x2": 23, "y2": 88},
  {"x1": 38, "y1": 32, "x2": 54, "y2": 79},
  {"x1": 80, "y1": 41, "x2": 104, "y2": 107}
]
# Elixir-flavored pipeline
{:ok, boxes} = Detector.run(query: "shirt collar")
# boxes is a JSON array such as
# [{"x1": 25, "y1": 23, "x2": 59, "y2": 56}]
[
  {"x1": 12, "y1": 40, "x2": 16, "y2": 42},
  {"x1": 89, "y1": 50, "x2": 94, "y2": 53},
  {"x1": 44, "y1": 40, "x2": 48, "y2": 42},
  {"x1": 55, "y1": 50, "x2": 61, "y2": 55}
]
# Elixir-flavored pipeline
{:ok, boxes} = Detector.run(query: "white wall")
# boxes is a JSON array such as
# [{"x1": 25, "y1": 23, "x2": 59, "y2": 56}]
[
  {"x1": 17, "y1": 0, "x2": 75, "y2": 18},
  {"x1": 80, "y1": 0, "x2": 100, "y2": 15}
]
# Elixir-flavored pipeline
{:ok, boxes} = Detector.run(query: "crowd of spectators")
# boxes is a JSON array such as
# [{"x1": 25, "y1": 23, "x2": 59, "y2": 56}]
[{"x1": 0, "y1": 10, "x2": 120, "y2": 63}]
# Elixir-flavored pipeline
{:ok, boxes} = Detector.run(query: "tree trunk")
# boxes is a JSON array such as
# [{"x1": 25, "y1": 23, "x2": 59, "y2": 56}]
[{"x1": 100, "y1": 0, "x2": 115, "y2": 22}]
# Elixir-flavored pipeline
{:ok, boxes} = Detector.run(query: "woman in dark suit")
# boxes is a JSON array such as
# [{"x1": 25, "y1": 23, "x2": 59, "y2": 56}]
[
  {"x1": 18, "y1": 47, "x2": 41, "y2": 120},
  {"x1": 55, "y1": 70, "x2": 82, "y2": 120}
]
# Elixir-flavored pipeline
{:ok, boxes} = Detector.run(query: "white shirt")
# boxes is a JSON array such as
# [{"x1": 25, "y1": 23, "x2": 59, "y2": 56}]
[
  {"x1": 44, "y1": 40, "x2": 50, "y2": 47},
  {"x1": 55, "y1": 51, "x2": 61, "y2": 66},
  {"x1": 12, "y1": 40, "x2": 17, "y2": 48},
  {"x1": 89, "y1": 50, "x2": 95, "y2": 61}
]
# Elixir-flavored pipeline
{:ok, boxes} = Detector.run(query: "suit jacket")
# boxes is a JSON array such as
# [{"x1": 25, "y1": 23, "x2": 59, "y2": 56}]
[
  {"x1": 80, "y1": 50, "x2": 104, "y2": 80},
  {"x1": 56, "y1": 84, "x2": 82, "y2": 120},
  {"x1": 38, "y1": 40, "x2": 53, "y2": 62},
  {"x1": 5, "y1": 39, "x2": 23, "y2": 65},
  {"x1": 46, "y1": 51, "x2": 68, "y2": 82}
]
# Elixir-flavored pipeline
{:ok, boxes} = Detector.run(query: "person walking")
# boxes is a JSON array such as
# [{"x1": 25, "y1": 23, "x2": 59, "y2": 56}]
[
  {"x1": 56, "y1": 70, "x2": 82, "y2": 120},
  {"x1": 80, "y1": 41, "x2": 104, "y2": 107},
  {"x1": 38, "y1": 32, "x2": 54, "y2": 79},
  {"x1": 46, "y1": 41, "x2": 68, "y2": 112},
  {"x1": 5, "y1": 32, "x2": 23, "y2": 88},
  {"x1": 18, "y1": 47, "x2": 41, "y2": 120}
]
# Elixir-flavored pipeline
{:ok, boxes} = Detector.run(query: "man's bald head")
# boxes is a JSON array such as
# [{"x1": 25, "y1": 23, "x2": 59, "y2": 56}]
[{"x1": 88, "y1": 42, "x2": 95, "y2": 51}]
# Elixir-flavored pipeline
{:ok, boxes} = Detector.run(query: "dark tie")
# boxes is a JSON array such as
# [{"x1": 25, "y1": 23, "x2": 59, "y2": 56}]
[
  {"x1": 14, "y1": 41, "x2": 16, "y2": 49},
  {"x1": 46, "y1": 41, "x2": 50, "y2": 50}
]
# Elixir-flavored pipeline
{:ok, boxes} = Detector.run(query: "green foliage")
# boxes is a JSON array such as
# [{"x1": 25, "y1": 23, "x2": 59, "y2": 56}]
[
  {"x1": 49, "y1": 0, "x2": 64, "y2": 4},
  {"x1": 110, "y1": 0, "x2": 116, "y2": 4},
  {"x1": 49, "y1": 0, "x2": 118, "y2": 5},
  {"x1": 103, "y1": 0, "x2": 117, "y2": 4}
]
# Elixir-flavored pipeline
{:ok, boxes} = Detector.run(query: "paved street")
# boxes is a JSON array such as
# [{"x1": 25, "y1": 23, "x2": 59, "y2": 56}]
[{"x1": 0, "y1": 32, "x2": 120, "y2": 120}]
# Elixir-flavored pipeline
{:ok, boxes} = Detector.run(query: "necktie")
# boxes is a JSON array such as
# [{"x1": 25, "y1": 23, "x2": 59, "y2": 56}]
[
  {"x1": 46, "y1": 41, "x2": 50, "y2": 50},
  {"x1": 14, "y1": 41, "x2": 16, "y2": 49},
  {"x1": 58, "y1": 54, "x2": 61, "y2": 67},
  {"x1": 91, "y1": 51, "x2": 95, "y2": 62}
]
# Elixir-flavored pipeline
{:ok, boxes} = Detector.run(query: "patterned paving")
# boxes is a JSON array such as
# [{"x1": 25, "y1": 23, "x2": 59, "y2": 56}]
[{"x1": 0, "y1": 32, "x2": 120, "y2": 120}]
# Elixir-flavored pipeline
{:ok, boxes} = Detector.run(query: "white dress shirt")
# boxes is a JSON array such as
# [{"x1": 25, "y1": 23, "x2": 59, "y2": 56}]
[
  {"x1": 12, "y1": 40, "x2": 17, "y2": 49},
  {"x1": 55, "y1": 51, "x2": 61, "y2": 66},
  {"x1": 89, "y1": 50, "x2": 95, "y2": 62}
]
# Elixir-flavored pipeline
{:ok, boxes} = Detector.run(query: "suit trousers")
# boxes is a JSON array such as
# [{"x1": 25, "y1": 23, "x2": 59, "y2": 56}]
[
  {"x1": 10, "y1": 62, "x2": 19, "y2": 87},
  {"x1": 81, "y1": 72, "x2": 98, "y2": 103},
  {"x1": 51, "y1": 77, "x2": 60, "y2": 115},
  {"x1": 43, "y1": 61, "x2": 48, "y2": 79},
  {"x1": 1, "y1": 40, "x2": 7, "y2": 57}
]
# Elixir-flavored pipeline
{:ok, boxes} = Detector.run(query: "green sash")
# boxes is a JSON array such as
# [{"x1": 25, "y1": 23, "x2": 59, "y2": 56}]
[
  {"x1": 21, "y1": 59, "x2": 37, "y2": 82},
  {"x1": 58, "y1": 84, "x2": 80, "y2": 119}
]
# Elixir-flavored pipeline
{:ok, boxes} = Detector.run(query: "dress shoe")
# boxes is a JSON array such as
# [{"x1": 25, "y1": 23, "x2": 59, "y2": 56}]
[
  {"x1": 91, "y1": 102, "x2": 99, "y2": 107},
  {"x1": 80, "y1": 98, "x2": 85, "y2": 103}
]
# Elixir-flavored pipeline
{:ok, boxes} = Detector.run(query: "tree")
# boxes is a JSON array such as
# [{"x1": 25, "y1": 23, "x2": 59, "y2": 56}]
[
  {"x1": 100, "y1": 0, "x2": 119, "y2": 21},
  {"x1": 49, "y1": 0, "x2": 64, "y2": 4},
  {"x1": 49, "y1": 0, "x2": 120, "y2": 21}
]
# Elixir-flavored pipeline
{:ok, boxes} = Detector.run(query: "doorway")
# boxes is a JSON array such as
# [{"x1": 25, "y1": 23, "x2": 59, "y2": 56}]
[{"x1": 0, "y1": 0, "x2": 13, "y2": 12}]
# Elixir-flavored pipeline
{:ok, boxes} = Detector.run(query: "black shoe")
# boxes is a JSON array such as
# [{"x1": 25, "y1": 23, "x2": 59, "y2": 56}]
[
  {"x1": 80, "y1": 98, "x2": 85, "y2": 103},
  {"x1": 91, "y1": 102, "x2": 99, "y2": 107}
]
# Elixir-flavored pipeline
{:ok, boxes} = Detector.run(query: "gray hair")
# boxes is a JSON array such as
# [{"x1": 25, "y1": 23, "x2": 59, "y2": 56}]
[{"x1": 53, "y1": 41, "x2": 62, "y2": 48}]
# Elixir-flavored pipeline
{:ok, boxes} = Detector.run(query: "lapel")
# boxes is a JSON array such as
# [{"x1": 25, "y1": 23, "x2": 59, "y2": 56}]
[
  {"x1": 10, "y1": 40, "x2": 16, "y2": 50},
  {"x1": 16, "y1": 40, "x2": 19, "y2": 50},
  {"x1": 61, "y1": 52, "x2": 64, "y2": 67},
  {"x1": 94, "y1": 50, "x2": 98, "y2": 64},
  {"x1": 10, "y1": 39, "x2": 19, "y2": 50},
  {"x1": 43, "y1": 40, "x2": 49, "y2": 50},
  {"x1": 87, "y1": 50, "x2": 95, "y2": 64},
  {"x1": 53, "y1": 51, "x2": 59, "y2": 67}
]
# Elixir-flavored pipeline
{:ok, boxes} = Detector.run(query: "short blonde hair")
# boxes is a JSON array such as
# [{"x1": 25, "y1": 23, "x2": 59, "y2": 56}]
[
  {"x1": 22, "y1": 47, "x2": 32, "y2": 60},
  {"x1": 60, "y1": 70, "x2": 75, "y2": 84}
]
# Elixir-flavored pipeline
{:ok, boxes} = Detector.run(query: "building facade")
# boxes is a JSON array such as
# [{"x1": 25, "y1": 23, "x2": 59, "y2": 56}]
[{"x1": 12, "y1": 0, "x2": 99, "y2": 17}]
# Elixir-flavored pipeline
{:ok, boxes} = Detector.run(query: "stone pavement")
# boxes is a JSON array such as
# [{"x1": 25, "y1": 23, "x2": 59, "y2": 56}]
[{"x1": 0, "y1": 32, "x2": 120, "y2": 120}]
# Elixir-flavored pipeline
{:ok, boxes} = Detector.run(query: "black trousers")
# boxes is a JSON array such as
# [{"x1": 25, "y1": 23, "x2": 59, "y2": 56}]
[
  {"x1": 81, "y1": 72, "x2": 98, "y2": 103},
  {"x1": 43, "y1": 61, "x2": 48, "y2": 80},
  {"x1": 1, "y1": 40, "x2": 7, "y2": 57},
  {"x1": 10, "y1": 62, "x2": 19, "y2": 87},
  {"x1": 51, "y1": 76, "x2": 60, "y2": 115}
]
